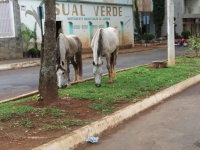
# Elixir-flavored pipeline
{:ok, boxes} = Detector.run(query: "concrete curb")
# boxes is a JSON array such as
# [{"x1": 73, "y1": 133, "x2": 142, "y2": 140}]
[
  {"x1": 0, "y1": 91, "x2": 38, "y2": 104},
  {"x1": 0, "y1": 64, "x2": 148, "y2": 104},
  {"x1": 0, "y1": 46, "x2": 166, "y2": 71},
  {"x1": 31, "y1": 74, "x2": 200, "y2": 150},
  {"x1": 0, "y1": 60, "x2": 40, "y2": 71}
]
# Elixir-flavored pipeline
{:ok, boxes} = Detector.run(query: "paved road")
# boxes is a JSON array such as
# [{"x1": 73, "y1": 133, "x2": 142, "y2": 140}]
[
  {"x1": 0, "y1": 47, "x2": 187, "y2": 101},
  {"x1": 75, "y1": 82, "x2": 200, "y2": 150}
]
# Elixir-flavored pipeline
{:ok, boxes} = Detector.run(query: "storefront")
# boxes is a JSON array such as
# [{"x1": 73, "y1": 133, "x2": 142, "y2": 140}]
[{"x1": 18, "y1": 0, "x2": 134, "y2": 51}]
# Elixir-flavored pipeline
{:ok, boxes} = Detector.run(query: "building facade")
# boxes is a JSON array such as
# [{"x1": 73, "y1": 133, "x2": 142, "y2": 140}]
[
  {"x1": 18, "y1": 0, "x2": 134, "y2": 52},
  {"x1": 134, "y1": 0, "x2": 155, "y2": 35},
  {"x1": 162, "y1": 0, "x2": 200, "y2": 37},
  {"x1": 182, "y1": 0, "x2": 200, "y2": 37},
  {"x1": 0, "y1": 0, "x2": 134, "y2": 59},
  {"x1": 0, "y1": 0, "x2": 23, "y2": 60}
]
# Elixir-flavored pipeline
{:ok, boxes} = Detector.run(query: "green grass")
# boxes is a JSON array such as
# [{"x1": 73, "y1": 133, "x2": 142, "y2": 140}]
[
  {"x1": 50, "y1": 108, "x2": 66, "y2": 117},
  {"x1": 1, "y1": 57, "x2": 200, "y2": 130},
  {"x1": 59, "y1": 58, "x2": 200, "y2": 113},
  {"x1": 19, "y1": 118, "x2": 33, "y2": 128},
  {"x1": 43, "y1": 124, "x2": 57, "y2": 131}
]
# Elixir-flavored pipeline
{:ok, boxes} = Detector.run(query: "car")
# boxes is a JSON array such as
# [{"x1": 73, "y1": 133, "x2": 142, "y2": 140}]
[{"x1": 157, "y1": 37, "x2": 166, "y2": 41}]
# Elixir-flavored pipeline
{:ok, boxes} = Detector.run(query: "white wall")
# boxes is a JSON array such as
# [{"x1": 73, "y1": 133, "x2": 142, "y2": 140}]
[
  {"x1": 161, "y1": 0, "x2": 167, "y2": 36},
  {"x1": 174, "y1": 0, "x2": 183, "y2": 35},
  {"x1": 185, "y1": 0, "x2": 200, "y2": 14},
  {"x1": 79, "y1": 0, "x2": 132, "y2": 5},
  {"x1": 162, "y1": 0, "x2": 183, "y2": 36},
  {"x1": 18, "y1": 0, "x2": 134, "y2": 48},
  {"x1": 185, "y1": 0, "x2": 200, "y2": 6}
]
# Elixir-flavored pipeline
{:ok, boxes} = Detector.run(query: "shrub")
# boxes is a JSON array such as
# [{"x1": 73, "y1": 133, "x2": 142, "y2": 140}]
[
  {"x1": 143, "y1": 33, "x2": 155, "y2": 41},
  {"x1": 21, "y1": 23, "x2": 36, "y2": 52},
  {"x1": 134, "y1": 0, "x2": 143, "y2": 42},
  {"x1": 28, "y1": 48, "x2": 38, "y2": 55},
  {"x1": 152, "y1": 0, "x2": 165, "y2": 38},
  {"x1": 188, "y1": 36, "x2": 200, "y2": 56},
  {"x1": 181, "y1": 30, "x2": 191, "y2": 39}
]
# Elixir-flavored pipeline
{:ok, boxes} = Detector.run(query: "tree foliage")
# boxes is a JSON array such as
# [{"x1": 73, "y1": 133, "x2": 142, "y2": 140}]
[
  {"x1": 181, "y1": 30, "x2": 191, "y2": 39},
  {"x1": 143, "y1": 33, "x2": 155, "y2": 41},
  {"x1": 188, "y1": 36, "x2": 200, "y2": 56},
  {"x1": 21, "y1": 23, "x2": 35, "y2": 52},
  {"x1": 33, "y1": 22, "x2": 38, "y2": 49},
  {"x1": 152, "y1": 0, "x2": 165, "y2": 38},
  {"x1": 134, "y1": 0, "x2": 143, "y2": 41}
]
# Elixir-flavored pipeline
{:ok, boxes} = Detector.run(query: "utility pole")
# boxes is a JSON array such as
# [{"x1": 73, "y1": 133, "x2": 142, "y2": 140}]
[
  {"x1": 167, "y1": 0, "x2": 175, "y2": 66},
  {"x1": 132, "y1": 0, "x2": 135, "y2": 47}
]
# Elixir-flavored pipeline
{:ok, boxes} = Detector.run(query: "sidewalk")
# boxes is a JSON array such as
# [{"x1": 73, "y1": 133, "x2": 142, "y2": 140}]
[
  {"x1": 75, "y1": 82, "x2": 200, "y2": 150},
  {"x1": 0, "y1": 45, "x2": 166, "y2": 71}
]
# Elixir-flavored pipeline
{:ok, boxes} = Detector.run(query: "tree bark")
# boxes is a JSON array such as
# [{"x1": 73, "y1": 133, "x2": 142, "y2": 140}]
[{"x1": 39, "y1": 0, "x2": 59, "y2": 105}]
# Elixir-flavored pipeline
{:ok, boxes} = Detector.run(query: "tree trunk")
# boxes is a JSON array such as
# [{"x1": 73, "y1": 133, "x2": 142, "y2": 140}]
[
  {"x1": 39, "y1": 0, "x2": 59, "y2": 105},
  {"x1": 150, "y1": 61, "x2": 167, "y2": 69}
]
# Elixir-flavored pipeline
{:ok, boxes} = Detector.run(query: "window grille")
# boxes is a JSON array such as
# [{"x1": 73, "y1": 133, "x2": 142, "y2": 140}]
[{"x1": 0, "y1": 0, "x2": 15, "y2": 38}]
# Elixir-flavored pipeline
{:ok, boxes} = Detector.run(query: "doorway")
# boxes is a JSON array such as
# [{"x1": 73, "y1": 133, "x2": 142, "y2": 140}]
[
  {"x1": 120, "y1": 21, "x2": 124, "y2": 45},
  {"x1": 56, "y1": 21, "x2": 62, "y2": 38},
  {"x1": 106, "y1": 21, "x2": 109, "y2": 28},
  {"x1": 68, "y1": 22, "x2": 73, "y2": 34},
  {"x1": 89, "y1": 21, "x2": 93, "y2": 44}
]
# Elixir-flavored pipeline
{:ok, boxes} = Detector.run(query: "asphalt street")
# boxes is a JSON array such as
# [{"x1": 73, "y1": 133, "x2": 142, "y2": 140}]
[
  {"x1": 0, "y1": 46, "x2": 187, "y2": 101},
  {"x1": 75, "y1": 82, "x2": 200, "y2": 150}
]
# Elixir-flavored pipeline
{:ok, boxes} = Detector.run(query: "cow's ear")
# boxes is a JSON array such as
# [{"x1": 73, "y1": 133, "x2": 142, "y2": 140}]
[{"x1": 93, "y1": 61, "x2": 95, "y2": 66}]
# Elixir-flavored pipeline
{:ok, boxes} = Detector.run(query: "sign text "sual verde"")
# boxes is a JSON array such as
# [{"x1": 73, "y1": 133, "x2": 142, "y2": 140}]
[{"x1": 56, "y1": 3, "x2": 123, "y2": 16}]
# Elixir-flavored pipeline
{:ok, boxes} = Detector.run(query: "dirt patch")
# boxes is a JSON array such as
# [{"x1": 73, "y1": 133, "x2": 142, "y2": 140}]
[{"x1": 0, "y1": 97, "x2": 131, "y2": 150}]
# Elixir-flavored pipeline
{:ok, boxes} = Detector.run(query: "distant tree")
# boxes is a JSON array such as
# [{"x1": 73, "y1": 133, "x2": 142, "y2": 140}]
[
  {"x1": 181, "y1": 30, "x2": 191, "y2": 39},
  {"x1": 33, "y1": 22, "x2": 37, "y2": 49},
  {"x1": 152, "y1": 0, "x2": 165, "y2": 38},
  {"x1": 39, "y1": 0, "x2": 59, "y2": 105},
  {"x1": 134, "y1": 0, "x2": 143, "y2": 41},
  {"x1": 21, "y1": 23, "x2": 35, "y2": 52},
  {"x1": 188, "y1": 36, "x2": 200, "y2": 56}
]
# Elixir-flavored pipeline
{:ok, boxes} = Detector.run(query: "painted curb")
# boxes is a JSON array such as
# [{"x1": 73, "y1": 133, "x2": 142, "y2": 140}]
[
  {"x1": 0, "y1": 60, "x2": 40, "y2": 71},
  {"x1": 0, "y1": 64, "x2": 148, "y2": 104},
  {"x1": 0, "y1": 46, "x2": 166, "y2": 71},
  {"x1": 0, "y1": 91, "x2": 38, "y2": 104},
  {"x1": 31, "y1": 74, "x2": 200, "y2": 150}
]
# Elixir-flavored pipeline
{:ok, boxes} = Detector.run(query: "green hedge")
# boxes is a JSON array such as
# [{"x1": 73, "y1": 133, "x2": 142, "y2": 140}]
[
  {"x1": 143, "y1": 33, "x2": 155, "y2": 41},
  {"x1": 181, "y1": 30, "x2": 191, "y2": 39},
  {"x1": 28, "y1": 48, "x2": 39, "y2": 55}
]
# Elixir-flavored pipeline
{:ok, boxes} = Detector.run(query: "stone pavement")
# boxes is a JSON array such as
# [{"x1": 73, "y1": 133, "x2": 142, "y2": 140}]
[{"x1": 0, "y1": 45, "x2": 166, "y2": 71}]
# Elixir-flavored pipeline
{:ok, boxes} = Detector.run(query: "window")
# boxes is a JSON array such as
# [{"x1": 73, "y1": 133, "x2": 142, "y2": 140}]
[
  {"x1": 120, "y1": 21, "x2": 124, "y2": 44},
  {"x1": 68, "y1": 22, "x2": 73, "y2": 34},
  {"x1": 0, "y1": 0, "x2": 15, "y2": 38},
  {"x1": 106, "y1": 21, "x2": 109, "y2": 28},
  {"x1": 88, "y1": 21, "x2": 93, "y2": 44}
]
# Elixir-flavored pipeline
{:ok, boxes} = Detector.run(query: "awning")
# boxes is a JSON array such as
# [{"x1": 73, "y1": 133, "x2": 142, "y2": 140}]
[
  {"x1": 0, "y1": 0, "x2": 9, "y2": 2},
  {"x1": 182, "y1": 14, "x2": 200, "y2": 19}
]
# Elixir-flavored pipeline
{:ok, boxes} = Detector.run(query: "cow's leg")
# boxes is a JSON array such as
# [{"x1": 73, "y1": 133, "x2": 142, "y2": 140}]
[
  {"x1": 110, "y1": 52, "x2": 114, "y2": 80},
  {"x1": 66, "y1": 59, "x2": 70, "y2": 83},
  {"x1": 106, "y1": 53, "x2": 112, "y2": 83},
  {"x1": 112, "y1": 47, "x2": 118, "y2": 79},
  {"x1": 71, "y1": 56, "x2": 78, "y2": 82}
]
